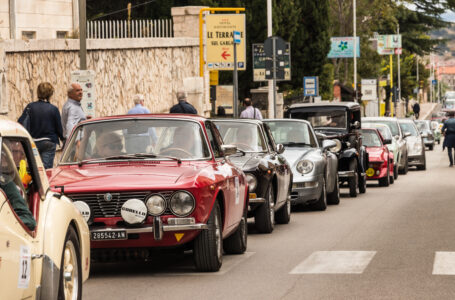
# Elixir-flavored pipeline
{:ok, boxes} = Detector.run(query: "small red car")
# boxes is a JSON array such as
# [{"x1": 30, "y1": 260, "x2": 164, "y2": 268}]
[
  {"x1": 361, "y1": 128, "x2": 394, "y2": 187},
  {"x1": 49, "y1": 114, "x2": 248, "y2": 272}
]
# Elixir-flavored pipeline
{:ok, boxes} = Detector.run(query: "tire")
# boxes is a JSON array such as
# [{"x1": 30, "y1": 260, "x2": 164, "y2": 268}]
[
  {"x1": 393, "y1": 164, "x2": 398, "y2": 180},
  {"x1": 327, "y1": 173, "x2": 340, "y2": 205},
  {"x1": 429, "y1": 145, "x2": 434, "y2": 151},
  {"x1": 223, "y1": 209, "x2": 247, "y2": 254},
  {"x1": 378, "y1": 165, "x2": 390, "y2": 187},
  {"x1": 311, "y1": 178, "x2": 327, "y2": 211},
  {"x1": 399, "y1": 155, "x2": 409, "y2": 175},
  {"x1": 194, "y1": 201, "x2": 223, "y2": 272},
  {"x1": 255, "y1": 184, "x2": 275, "y2": 233},
  {"x1": 275, "y1": 197, "x2": 291, "y2": 224},
  {"x1": 417, "y1": 156, "x2": 426, "y2": 170},
  {"x1": 390, "y1": 167, "x2": 395, "y2": 184},
  {"x1": 58, "y1": 226, "x2": 82, "y2": 300},
  {"x1": 358, "y1": 173, "x2": 366, "y2": 194},
  {"x1": 348, "y1": 160, "x2": 358, "y2": 198}
]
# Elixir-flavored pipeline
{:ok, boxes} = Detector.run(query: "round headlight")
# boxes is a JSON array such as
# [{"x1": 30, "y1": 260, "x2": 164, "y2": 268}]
[
  {"x1": 146, "y1": 194, "x2": 166, "y2": 216},
  {"x1": 170, "y1": 191, "x2": 195, "y2": 217},
  {"x1": 296, "y1": 160, "x2": 314, "y2": 174},
  {"x1": 329, "y1": 139, "x2": 342, "y2": 153},
  {"x1": 121, "y1": 199, "x2": 148, "y2": 224},
  {"x1": 73, "y1": 201, "x2": 91, "y2": 223},
  {"x1": 245, "y1": 174, "x2": 257, "y2": 192}
]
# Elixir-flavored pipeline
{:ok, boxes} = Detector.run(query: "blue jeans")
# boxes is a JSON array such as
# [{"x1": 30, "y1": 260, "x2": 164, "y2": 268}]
[{"x1": 35, "y1": 140, "x2": 56, "y2": 169}]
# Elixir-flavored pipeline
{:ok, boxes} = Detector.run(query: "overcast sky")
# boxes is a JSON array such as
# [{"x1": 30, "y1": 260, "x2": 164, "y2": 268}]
[{"x1": 442, "y1": 11, "x2": 455, "y2": 22}]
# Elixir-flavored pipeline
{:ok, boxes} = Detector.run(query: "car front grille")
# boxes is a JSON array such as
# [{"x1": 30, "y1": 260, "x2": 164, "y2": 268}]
[{"x1": 68, "y1": 191, "x2": 174, "y2": 218}]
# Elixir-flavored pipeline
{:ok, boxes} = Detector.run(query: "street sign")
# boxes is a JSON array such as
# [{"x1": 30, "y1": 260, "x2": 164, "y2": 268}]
[
  {"x1": 70, "y1": 70, "x2": 96, "y2": 118},
  {"x1": 233, "y1": 30, "x2": 241, "y2": 44},
  {"x1": 432, "y1": 79, "x2": 438, "y2": 85},
  {"x1": 253, "y1": 43, "x2": 291, "y2": 82},
  {"x1": 384, "y1": 34, "x2": 401, "y2": 49},
  {"x1": 377, "y1": 35, "x2": 401, "y2": 55},
  {"x1": 209, "y1": 70, "x2": 219, "y2": 86},
  {"x1": 328, "y1": 37, "x2": 360, "y2": 58},
  {"x1": 303, "y1": 76, "x2": 318, "y2": 97},
  {"x1": 206, "y1": 14, "x2": 246, "y2": 71},
  {"x1": 263, "y1": 36, "x2": 289, "y2": 81},
  {"x1": 395, "y1": 48, "x2": 402, "y2": 55},
  {"x1": 361, "y1": 79, "x2": 377, "y2": 101}
]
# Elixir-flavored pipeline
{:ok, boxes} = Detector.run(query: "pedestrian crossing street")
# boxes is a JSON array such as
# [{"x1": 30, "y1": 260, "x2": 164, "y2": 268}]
[{"x1": 289, "y1": 251, "x2": 455, "y2": 275}]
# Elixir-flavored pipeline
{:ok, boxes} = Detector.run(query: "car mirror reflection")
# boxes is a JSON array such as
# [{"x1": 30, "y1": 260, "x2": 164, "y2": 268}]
[{"x1": 221, "y1": 145, "x2": 237, "y2": 156}]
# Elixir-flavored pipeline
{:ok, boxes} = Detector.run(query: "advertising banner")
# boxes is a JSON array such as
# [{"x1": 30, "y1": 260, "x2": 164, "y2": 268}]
[{"x1": 328, "y1": 37, "x2": 360, "y2": 58}]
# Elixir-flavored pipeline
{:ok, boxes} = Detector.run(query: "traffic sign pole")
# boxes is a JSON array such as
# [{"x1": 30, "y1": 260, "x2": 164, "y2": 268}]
[
  {"x1": 272, "y1": 37, "x2": 277, "y2": 118},
  {"x1": 233, "y1": 33, "x2": 238, "y2": 118}
]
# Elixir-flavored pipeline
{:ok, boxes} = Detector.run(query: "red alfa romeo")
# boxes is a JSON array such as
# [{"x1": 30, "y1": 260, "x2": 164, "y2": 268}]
[{"x1": 49, "y1": 114, "x2": 248, "y2": 272}]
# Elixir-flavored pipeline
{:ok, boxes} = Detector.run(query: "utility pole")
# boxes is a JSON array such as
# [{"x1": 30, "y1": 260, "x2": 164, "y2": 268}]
[
  {"x1": 79, "y1": 0, "x2": 87, "y2": 70},
  {"x1": 267, "y1": 0, "x2": 274, "y2": 118},
  {"x1": 396, "y1": 24, "x2": 401, "y2": 115},
  {"x1": 353, "y1": 0, "x2": 357, "y2": 102},
  {"x1": 390, "y1": 54, "x2": 393, "y2": 116},
  {"x1": 416, "y1": 56, "x2": 419, "y2": 103}
]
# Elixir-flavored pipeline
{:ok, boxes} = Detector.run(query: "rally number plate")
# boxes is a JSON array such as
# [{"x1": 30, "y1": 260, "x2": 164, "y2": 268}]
[{"x1": 91, "y1": 230, "x2": 127, "y2": 241}]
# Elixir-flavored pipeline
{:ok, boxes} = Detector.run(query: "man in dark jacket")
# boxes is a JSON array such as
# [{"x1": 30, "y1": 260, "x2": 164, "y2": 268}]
[
  {"x1": 442, "y1": 111, "x2": 455, "y2": 166},
  {"x1": 170, "y1": 91, "x2": 198, "y2": 114},
  {"x1": 413, "y1": 102, "x2": 421, "y2": 119}
]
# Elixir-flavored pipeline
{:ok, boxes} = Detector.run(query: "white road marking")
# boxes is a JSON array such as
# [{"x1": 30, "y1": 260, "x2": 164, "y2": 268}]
[
  {"x1": 433, "y1": 252, "x2": 455, "y2": 275},
  {"x1": 290, "y1": 251, "x2": 376, "y2": 274}
]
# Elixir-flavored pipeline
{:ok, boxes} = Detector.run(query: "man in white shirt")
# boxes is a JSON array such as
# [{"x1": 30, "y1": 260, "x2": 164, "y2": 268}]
[
  {"x1": 61, "y1": 83, "x2": 87, "y2": 139},
  {"x1": 239, "y1": 98, "x2": 262, "y2": 120}
]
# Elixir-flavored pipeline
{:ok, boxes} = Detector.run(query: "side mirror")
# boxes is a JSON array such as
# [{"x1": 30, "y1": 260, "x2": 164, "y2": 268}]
[
  {"x1": 221, "y1": 144, "x2": 237, "y2": 156},
  {"x1": 322, "y1": 139, "x2": 337, "y2": 151},
  {"x1": 351, "y1": 121, "x2": 360, "y2": 129},
  {"x1": 316, "y1": 133, "x2": 327, "y2": 140},
  {"x1": 383, "y1": 139, "x2": 392, "y2": 145},
  {"x1": 404, "y1": 131, "x2": 411, "y2": 138},
  {"x1": 276, "y1": 144, "x2": 285, "y2": 154}
]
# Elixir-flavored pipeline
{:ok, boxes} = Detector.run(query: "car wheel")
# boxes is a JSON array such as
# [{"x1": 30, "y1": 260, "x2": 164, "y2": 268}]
[
  {"x1": 327, "y1": 173, "x2": 340, "y2": 205},
  {"x1": 58, "y1": 226, "x2": 82, "y2": 300},
  {"x1": 378, "y1": 164, "x2": 390, "y2": 187},
  {"x1": 223, "y1": 209, "x2": 247, "y2": 254},
  {"x1": 194, "y1": 201, "x2": 223, "y2": 272},
  {"x1": 390, "y1": 168, "x2": 395, "y2": 184},
  {"x1": 399, "y1": 155, "x2": 409, "y2": 175},
  {"x1": 358, "y1": 173, "x2": 366, "y2": 194},
  {"x1": 429, "y1": 144, "x2": 434, "y2": 151},
  {"x1": 348, "y1": 160, "x2": 358, "y2": 198},
  {"x1": 311, "y1": 178, "x2": 327, "y2": 211},
  {"x1": 417, "y1": 156, "x2": 426, "y2": 170},
  {"x1": 255, "y1": 184, "x2": 275, "y2": 233},
  {"x1": 393, "y1": 164, "x2": 399, "y2": 180},
  {"x1": 275, "y1": 196, "x2": 291, "y2": 224}
]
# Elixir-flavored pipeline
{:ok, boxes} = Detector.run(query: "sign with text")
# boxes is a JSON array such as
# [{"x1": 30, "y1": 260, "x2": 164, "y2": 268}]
[
  {"x1": 206, "y1": 14, "x2": 246, "y2": 71},
  {"x1": 70, "y1": 70, "x2": 96, "y2": 118},
  {"x1": 252, "y1": 43, "x2": 291, "y2": 82},
  {"x1": 303, "y1": 76, "x2": 318, "y2": 97},
  {"x1": 328, "y1": 37, "x2": 360, "y2": 58},
  {"x1": 361, "y1": 79, "x2": 377, "y2": 101},
  {"x1": 377, "y1": 35, "x2": 401, "y2": 55}
]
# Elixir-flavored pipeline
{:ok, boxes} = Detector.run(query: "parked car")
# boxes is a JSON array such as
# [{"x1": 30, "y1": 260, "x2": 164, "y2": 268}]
[
  {"x1": 0, "y1": 117, "x2": 90, "y2": 300},
  {"x1": 285, "y1": 102, "x2": 368, "y2": 198},
  {"x1": 432, "y1": 121, "x2": 442, "y2": 145},
  {"x1": 49, "y1": 114, "x2": 249, "y2": 272},
  {"x1": 360, "y1": 128, "x2": 394, "y2": 186},
  {"x1": 362, "y1": 122, "x2": 399, "y2": 180},
  {"x1": 415, "y1": 120, "x2": 435, "y2": 150},
  {"x1": 264, "y1": 119, "x2": 339, "y2": 211},
  {"x1": 362, "y1": 117, "x2": 409, "y2": 175},
  {"x1": 398, "y1": 118, "x2": 426, "y2": 170},
  {"x1": 213, "y1": 119, "x2": 292, "y2": 233}
]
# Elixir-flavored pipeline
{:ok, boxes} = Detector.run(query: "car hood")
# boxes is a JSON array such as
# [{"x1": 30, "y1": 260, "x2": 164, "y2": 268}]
[
  {"x1": 281, "y1": 147, "x2": 315, "y2": 167},
  {"x1": 366, "y1": 147, "x2": 386, "y2": 161},
  {"x1": 49, "y1": 162, "x2": 213, "y2": 192},
  {"x1": 228, "y1": 153, "x2": 267, "y2": 170}
]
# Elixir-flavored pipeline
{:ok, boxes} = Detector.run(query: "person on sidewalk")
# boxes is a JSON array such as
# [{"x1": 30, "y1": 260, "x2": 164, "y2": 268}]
[
  {"x1": 413, "y1": 102, "x2": 421, "y2": 119},
  {"x1": 62, "y1": 83, "x2": 87, "y2": 140},
  {"x1": 240, "y1": 98, "x2": 262, "y2": 120},
  {"x1": 442, "y1": 111, "x2": 455, "y2": 167},
  {"x1": 18, "y1": 82, "x2": 64, "y2": 169},
  {"x1": 170, "y1": 91, "x2": 198, "y2": 114},
  {"x1": 128, "y1": 94, "x2": 150, "y2": 114}
]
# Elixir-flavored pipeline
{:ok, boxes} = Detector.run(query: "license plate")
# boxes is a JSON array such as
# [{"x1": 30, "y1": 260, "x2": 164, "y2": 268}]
[{"x1": 91, "y1": 230, "x2": 127, "y2": 241}]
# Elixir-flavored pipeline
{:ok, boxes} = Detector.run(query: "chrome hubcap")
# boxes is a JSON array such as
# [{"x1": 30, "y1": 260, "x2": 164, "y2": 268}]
[
  {"x1": 215, "y1": 212, "x2": 221, "y2": 260},
  {"x1": 269, "y1": 189, "x2": 275, "y2": 225},
  {"x1": 63, "y1": 240, "x2": 78, "y2": 300}
]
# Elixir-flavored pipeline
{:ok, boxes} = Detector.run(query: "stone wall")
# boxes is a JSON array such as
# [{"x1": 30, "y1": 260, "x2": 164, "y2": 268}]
[{"x1": 1, "y1": 38, "x2": 201, "y2": 121}]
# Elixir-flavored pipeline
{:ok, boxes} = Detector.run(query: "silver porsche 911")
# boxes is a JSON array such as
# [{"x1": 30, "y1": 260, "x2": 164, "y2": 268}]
[{"x1": 264, "y1": 119, "x2": 340, "y2": 211}]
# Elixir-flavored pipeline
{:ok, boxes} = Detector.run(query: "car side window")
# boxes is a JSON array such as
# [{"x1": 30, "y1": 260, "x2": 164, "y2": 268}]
[
  {"x1": 263, "y1": 124, "x2": 277, "y2": 152},
  {"x1": 205, "y1": 122, "x2": 222, "y2": 158}
]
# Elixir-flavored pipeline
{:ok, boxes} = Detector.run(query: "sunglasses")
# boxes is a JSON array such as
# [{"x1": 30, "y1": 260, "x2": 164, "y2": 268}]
[{"x1": 103, "y1": 144, "x2": 122, "y2": 150}]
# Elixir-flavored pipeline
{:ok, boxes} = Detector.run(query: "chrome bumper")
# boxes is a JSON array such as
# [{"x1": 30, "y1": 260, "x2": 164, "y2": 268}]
[
  {"x1": 249, "y1": 197, "x2": 266, "y2": 204},
  {"x1": 338, "y1": 170, "x2": 356, "y2": 178}
]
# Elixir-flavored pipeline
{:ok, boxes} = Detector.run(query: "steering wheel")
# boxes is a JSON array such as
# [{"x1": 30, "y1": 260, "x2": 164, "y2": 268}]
[
  {"x1": 232, "y1": 143, "x2": 255, "y2": 152},
  {"x1": 160, "y1": 147, "x2": 193, "y2": 158}
]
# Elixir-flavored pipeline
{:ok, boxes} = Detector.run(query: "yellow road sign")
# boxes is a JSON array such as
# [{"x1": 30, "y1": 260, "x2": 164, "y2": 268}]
[
  {"x1": 206, "y1": 14, "x2": 246, "y2": 71},
  {"x1": 210, "y1": 70, "x2": 219, "y2": 85}
]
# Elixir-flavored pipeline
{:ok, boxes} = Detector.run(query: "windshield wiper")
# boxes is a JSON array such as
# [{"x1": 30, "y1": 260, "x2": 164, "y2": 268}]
[
  {"x1": 104, "y1": 153, "x2": 182, "y2": 164},
  {"x1": 283, "y1": 142, "x2": 313, "y2": 147}
]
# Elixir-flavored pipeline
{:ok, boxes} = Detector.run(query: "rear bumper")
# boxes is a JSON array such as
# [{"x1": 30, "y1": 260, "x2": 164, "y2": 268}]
[{"x1": 408, "y1": 154, "x2": 425, "y2": 166}]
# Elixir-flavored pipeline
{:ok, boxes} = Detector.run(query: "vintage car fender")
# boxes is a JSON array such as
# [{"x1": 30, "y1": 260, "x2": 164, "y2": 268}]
[{"x1": 40, "y1": 193, "x2": 90, "y2": 300}]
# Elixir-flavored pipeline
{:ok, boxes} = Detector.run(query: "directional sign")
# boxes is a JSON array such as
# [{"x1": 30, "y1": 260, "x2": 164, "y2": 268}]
[
  {"x1": 233, "y1": 30, "x2": 241, "y2": 44},
  {"x1": 206, "y1": 14, "x2": 246, "y2": 71},
  {"x1": 252, "y1": 43, "x2": 291, "y2": 82},
  {"x1": 303, "y1": 76, "x2": 318, "y2": 97}
]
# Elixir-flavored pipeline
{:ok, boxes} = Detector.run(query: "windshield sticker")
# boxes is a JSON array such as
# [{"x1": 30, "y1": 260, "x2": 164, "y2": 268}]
[
  {"x1": 17, "y1": 245, "x2": 31, "y2": 289},
  {"x1": 235, "y1": 177, "x2": 240, "y2": 205},
  {"x1": 32, "y1": 147, "x2": 39, "y2": 157}
]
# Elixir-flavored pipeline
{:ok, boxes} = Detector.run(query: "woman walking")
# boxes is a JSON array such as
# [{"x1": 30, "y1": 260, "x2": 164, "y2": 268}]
[{"x1": 18, "y1": 82, "x2": 64, "y2": 168}]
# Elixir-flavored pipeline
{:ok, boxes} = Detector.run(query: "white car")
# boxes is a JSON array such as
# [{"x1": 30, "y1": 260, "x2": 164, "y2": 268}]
[
  {"x1": 0, "y1": 117, "x2": 90, "y2": 299},
  {"x1": 398, "y1": 118, "x2": 426, "y2": 170}
]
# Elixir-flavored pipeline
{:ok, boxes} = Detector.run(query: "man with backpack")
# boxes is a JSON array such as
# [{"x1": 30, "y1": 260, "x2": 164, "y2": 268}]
[{"x1": 240, "y1": 98, "x2": 262, "y2": 120}]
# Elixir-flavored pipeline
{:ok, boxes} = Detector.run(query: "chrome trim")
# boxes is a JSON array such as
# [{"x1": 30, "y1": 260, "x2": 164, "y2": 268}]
[
  {"x1": 90, "y1": 223, "x2": 208, "y2": 235},
  {"x1": 249, "y1": 197, "x2": 266, "y2": 203},
  {"x1": 338, "y1": 170, "x2": 356, "y2": 178},
  {"x1": 40, "y1": 255, "x2": 60, "y2": 300}
]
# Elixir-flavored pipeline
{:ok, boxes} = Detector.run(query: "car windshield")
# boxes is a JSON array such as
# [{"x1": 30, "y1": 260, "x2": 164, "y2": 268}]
[
  {"x1": 416, "y1": 121, "x2": 429, "y2": 131},
  {"x1": 266, "y1": 121, "x2": 317, "y2": 147},
  {"x1": 290, "y1": 109, "x2": 347, "y2": 129},
  {"x1": 399, "y1": 122, "x2": 419, "y2": 137},
  {"x1": 362, "y1": 123, "x2": 393, "y2": 140},
  {"x1": 215, "y1": 122, "x2": 267, "y2": 152},
  {"x1": 364, "y1": 120, "x2": 400, "y2": 136},
  {"x1": 360, "y1": 130, "x2": 382, "y2": 147},
  {"x1": 60, "y1": 119, "x2": 211, "y2": 163}
]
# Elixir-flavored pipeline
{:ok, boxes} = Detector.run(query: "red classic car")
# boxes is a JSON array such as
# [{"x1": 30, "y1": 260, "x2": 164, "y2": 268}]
[
  {"x1": 360, "y1": 128, "x2": 394, "y2": 187},
  {"x1": 48, "y1": 114, "x2": 248, "y2": 272}
]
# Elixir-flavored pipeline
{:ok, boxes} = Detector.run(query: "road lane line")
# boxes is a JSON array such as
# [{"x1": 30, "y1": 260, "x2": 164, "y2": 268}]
[
  {"x1": 290, "y1": 251, "x2": 376, "y2": 274},
  {"x1": 433, "y1": 252, "x2": 455, "y2": 275}
]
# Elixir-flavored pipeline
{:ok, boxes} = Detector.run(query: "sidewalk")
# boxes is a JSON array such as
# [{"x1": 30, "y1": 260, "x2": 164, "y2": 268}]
[{"x1": 419, "y1": 103, "x2": 441, "y2": 120}]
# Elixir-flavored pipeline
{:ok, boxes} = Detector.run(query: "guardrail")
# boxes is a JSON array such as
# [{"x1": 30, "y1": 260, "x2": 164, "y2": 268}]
[{"x1": 87, "y1": 19, "x2": 173, "y2": 39}]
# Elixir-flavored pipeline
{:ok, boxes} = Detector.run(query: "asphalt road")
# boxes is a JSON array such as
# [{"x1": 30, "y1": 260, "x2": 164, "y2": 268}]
[{"x1": 83, "y1": 144, "x2": 455, "y2": 300}]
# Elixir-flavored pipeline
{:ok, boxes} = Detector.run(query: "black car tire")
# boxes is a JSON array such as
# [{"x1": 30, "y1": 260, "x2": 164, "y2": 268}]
[
  {"x1": 327, "y1": 173, "x2": 340, "y2": 205},
  {"x1": 194, "y1": 201, "x2": 223, "y2": 272},
  {"x1": 393, "y1": 164, "x2": 398, "y2": 180},
  {"x1": 275, "y1": 197, "x2": 291, "y2": 224},
  {"x1": 399, "y1": 156, "x2": 409, "y2": 175},
  {"x1": 390, "y1": 168, "x2": 395, "y2": 184},
  {"x1": 255, "y1": 184, "x2": 275, "y2": 233},
  {"x1": 58, "y1": 226, "x2": 82, "y2": 300},
  {"x1": 429, "y1": 144, "x2": 434, "y2": 151},
  {"x1": 417, "y1": 156, "x2": 427, "y2": 170},
  {"x1": 223, "y1": 209, "x2": 247, "y2": 255},
  {"x1": 311, "y1": 178, "x2": 327, "y2": 211},
  {"x1": 378, "y1": 163, "x2": 390, "y2": 187},
  {"x1": 348, "y1": 160, "x2": 358, "y2": 197},
  {"x1": 358, "y1": 173, "x2": 366, "y2": 194}
]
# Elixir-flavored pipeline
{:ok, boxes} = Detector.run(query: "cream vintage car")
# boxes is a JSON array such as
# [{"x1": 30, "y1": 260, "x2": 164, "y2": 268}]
[{"x1": 0, "y1": 117, "x2": 90, "y2": 300}]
